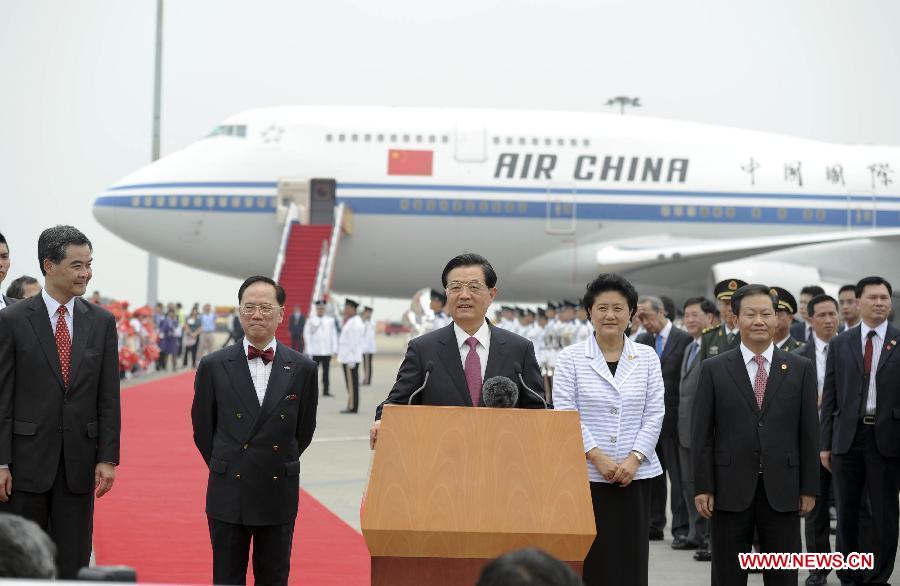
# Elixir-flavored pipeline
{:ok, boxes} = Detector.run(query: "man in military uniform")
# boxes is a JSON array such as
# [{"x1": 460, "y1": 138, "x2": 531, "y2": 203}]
[
  {"x1": 574, "y1": 304, "x2": 592, "y2": 344},
  {"x1": 770, "y1": 287, "x2": 804, "y2": 352},
  {"x1": 541, "y1": 302, "x2": 561, "y2": 399},
  {"x1": 556, "y1": 300, "x2": 578, "y2": 348},
  {"x1": 428, "y1": 289, "x2": 452, "y2": 331},
  {"x1": 693, "y1": 278, "x2": 746, "y2": 563}
]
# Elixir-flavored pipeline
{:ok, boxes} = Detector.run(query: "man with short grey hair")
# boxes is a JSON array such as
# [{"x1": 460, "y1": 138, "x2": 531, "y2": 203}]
[{"x1": 0, "y1": 512, "x2": 56, "y2": 579}]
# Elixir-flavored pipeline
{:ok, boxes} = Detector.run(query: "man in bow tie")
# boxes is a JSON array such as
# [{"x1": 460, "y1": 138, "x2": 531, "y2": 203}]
[{"x1": 191, "y1": 276, "x2": 318, "y2": 585}]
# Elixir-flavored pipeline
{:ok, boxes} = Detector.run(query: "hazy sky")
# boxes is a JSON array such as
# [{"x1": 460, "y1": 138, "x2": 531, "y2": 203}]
[{"x1": 2, "y1": 0, "x2": 899, "y2": 315}]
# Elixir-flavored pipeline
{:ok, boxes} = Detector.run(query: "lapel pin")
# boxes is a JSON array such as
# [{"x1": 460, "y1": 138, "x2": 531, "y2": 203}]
[
  {"x1": 890, "y1": 339, "x2": 896, "y2": 347},
  {"x1": 628, "y1": 355, "x2": 636, "y2": 360},
  {"x1": 781, "y1": 363, "x2": 788, "y2": 371},
  {"x1": 283, "y1": 365, "x2": 291, "y2": 370}
]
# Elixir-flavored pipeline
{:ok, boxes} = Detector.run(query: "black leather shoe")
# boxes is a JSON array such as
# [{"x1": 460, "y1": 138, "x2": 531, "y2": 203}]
[
  {"x1": 649, "y1": 528, "x2": 665, "y2": 541},
  {"x1": 804, "y1": 572, "x2": 828, "y2": 585},
  {"x1": 671, "y1": 537, "x2": 700, "y2": 550},
  {"x1": 694, "y1": 547, "x2": 712, "y2": 562},
  {"x1": 339, "y1": 408, "x2": 357, "y2": 414}
]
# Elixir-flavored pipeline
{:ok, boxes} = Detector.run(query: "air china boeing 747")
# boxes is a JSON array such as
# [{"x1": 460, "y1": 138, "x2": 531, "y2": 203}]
[{"x1": 93, "y1": 106, "x2": 900, "y2": 300}]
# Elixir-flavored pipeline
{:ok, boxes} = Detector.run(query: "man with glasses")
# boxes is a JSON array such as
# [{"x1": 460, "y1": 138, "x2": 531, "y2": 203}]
[
  {"x1": 369, "y1": 253, "x2": 546, "y2": 449},
  {"x1": 191, "y1": 275, "x2": 318, "y2": 586}
]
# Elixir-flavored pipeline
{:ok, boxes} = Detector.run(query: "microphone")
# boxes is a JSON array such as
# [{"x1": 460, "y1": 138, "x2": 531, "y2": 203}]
[
  {"x1": 482, "y1": 376, "x2": 519, "y2": 408},
  {"x1": 514, "y1": 361, "x2": 550, "y2": 409},
  {"x1": 408, "y1": 361, "x2": 434, "y2": 405}
]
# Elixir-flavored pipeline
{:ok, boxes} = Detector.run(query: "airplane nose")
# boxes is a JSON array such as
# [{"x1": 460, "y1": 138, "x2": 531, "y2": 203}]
[{"x1": 92, "y1": 199, "x2": 117, "y2": 232}]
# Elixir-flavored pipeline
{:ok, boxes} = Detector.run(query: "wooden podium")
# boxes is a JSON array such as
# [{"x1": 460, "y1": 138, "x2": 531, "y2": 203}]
[{"x1": 361, "y1": 405, "x2": 596, "y2": 585}]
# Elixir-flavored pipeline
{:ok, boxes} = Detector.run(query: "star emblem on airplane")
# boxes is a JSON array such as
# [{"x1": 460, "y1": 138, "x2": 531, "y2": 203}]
[{"x1": 261, "y1": 124, "x2": 284, "y2": 144}]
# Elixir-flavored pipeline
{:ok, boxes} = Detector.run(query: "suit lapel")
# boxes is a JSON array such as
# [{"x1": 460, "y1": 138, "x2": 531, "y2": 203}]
[
  {"x1": 224, "y1": 342, "x2": 261, "y2": 418},
  {"x1": 249, "y1": 344, "x2": 296, "y2": 438},
  {"x1": 725, "y1": 350, "x2": 760, "y2": 414},
  {"x1": 437, "y1": 324, "x2": 472, "y2": 406},
  {"x1": 877, "y1": 324, "x2": 899, "y2": 374},
  {"x1": 850, "y1": 328, "x2": 864, "y2": 374},
  {"x1": 484, "y1": 323, "x2": 508, "y2": 381},
  {"x1": 26, "y1": 295, "x2": 65, "y2": 390},
  {"x1": 760, "y1": 348, "x2": 788, "y2": 416},
  {"x1": 614, "y1": 338, "x2": 639, "y2": 388},
  {"x1": 67, "y1": 298, "x2": 94, "y2": 391}
]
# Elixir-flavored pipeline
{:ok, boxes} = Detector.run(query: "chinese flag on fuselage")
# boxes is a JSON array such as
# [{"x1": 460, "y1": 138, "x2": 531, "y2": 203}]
[{"x1": 387, "y1": 149, "x2": 433, "y2": 176}]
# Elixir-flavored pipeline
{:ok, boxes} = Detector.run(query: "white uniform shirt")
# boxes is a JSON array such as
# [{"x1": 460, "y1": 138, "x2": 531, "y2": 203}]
[
  {"x1": 303, "y1": 314, "x2": 338, "y2": 356},
  {"x1": 363, "y1": 319, "x2": 376, "y2": 354},
  {"x1": 453, "y1": 321, "x2": 490, "y2": 382},
  {"x1": 242, "y1": 337, "x2": 276, "y2": 405},
  {"x1": 430, "y1": 312, "x2": 453, "y2": 331},
  {"x1": 338, "y1": 314, "x2": 366, "y2": 366},
  {"x1": 860, "y1": 320, "x2": 888, "y2": 415}
]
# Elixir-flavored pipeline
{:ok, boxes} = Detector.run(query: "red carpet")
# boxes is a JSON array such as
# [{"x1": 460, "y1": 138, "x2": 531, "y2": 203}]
[{"x1": 93, "y1": 372, "x2": 370, "y2": 584}]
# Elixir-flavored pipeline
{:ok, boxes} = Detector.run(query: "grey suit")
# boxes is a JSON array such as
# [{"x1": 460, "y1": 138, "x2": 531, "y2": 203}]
[{"x1": 677, "y1": 338, "x2": 707, "y2": 546}]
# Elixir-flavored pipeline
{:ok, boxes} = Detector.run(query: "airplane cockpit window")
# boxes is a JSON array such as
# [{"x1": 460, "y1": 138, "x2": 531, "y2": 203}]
[{"x1": 208, "y1": 125, "x2": 247, "y2": 138}]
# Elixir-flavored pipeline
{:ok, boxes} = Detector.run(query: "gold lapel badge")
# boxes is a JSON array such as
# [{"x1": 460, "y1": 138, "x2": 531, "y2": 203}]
[
  {"x1": 628, "y1": 355, "x2": 636, "y2": 360},
  {"x1": 890, "y1": 339, "x2": 897, "y2": 347},
  {"x1": 781, "y1": 364, "x2": 788, "y2": 371}
]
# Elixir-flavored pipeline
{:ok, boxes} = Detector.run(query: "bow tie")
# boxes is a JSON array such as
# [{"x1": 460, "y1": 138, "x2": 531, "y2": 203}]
[{"x1": 247, "y1": 346, "x2": 275, "y2": 365}]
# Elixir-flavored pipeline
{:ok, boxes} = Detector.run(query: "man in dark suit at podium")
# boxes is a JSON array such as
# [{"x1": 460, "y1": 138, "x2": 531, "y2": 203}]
[
  {"x1": 0, "y1": 225, "x2": 120, "y2": 579},
  {"x1": 692, "y1": 284, "x2": 818, "y2": 585},
  {"x1": 192, "y1": 276, "x2": 318, "y2": 585},
  {"x1": 369, "y1": 253, "x2": 546, "y2": 448}
]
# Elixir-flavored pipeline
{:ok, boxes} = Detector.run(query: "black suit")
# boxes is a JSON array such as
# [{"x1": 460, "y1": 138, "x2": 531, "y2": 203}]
[
  {"x1": 289, "y1": 312, "x2": 305, "y2": 353},
  {"x1": 1, "y1": 294, "x2": 15, "y2": 308},
  {"x1": 0, "y1": 293, "x2": 120, "y2": 578},
  {"x1": 678, "y1": 337, "x2": 708, "y2": 547},
  {"x1": 693, "y1": 346, "x2": 819, "y2": 585},
  {"x1": 191, "y1": 340, "x2": 318, "y2": 585},
  {"x1": 375, "y1": 321, "x2": 545, "y2": 419},
  {"x1": 820, "y1": 322, "x2": 900, "y2": 584},
  {"x1": 790, "y1": 321, "x2": 812, "y2": 344},
  {"x1": 636, "y1": 326, "x2": 692, "y2": 539}
]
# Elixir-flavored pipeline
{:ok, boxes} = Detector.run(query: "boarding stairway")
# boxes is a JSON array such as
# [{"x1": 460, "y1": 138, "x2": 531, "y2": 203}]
[{"x1": 273, "y1": 202, "x2": 346, "y2": 345}]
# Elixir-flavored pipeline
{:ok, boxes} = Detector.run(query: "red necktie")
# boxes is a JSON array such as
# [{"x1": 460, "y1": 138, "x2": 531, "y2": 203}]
[
  {"x1": 752, "y1": 354, "x2": 767, "y2": 408},
  {"x1": 56, "y1": 306, "x2": 72, "y2": 388},
  {"x1": 863, "y1": 330, "x2": 876, "y2": 375},
  {"x1": 248, "y1": 346, "x2": 275, "y2": 365},
  {"x1": 464, "y1": 337, "x2": 482, "y2": 406}
]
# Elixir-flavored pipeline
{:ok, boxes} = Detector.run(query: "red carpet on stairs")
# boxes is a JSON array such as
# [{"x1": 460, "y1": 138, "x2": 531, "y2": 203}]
[
  {"x1": 93, "y1": 371, "x2": 371, "y2": 585},
  {"x1": 275, "y1": 223, "x2": 333, "y2": 345}
]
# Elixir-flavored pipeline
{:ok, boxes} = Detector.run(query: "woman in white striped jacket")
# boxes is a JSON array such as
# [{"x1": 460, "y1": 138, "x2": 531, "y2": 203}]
[{"x1": 554, "y1": 273, "x2": 664, "y2": 586}]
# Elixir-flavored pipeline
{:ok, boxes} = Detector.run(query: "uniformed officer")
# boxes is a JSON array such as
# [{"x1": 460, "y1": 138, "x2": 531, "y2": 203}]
[
  {"x1": 696, "y1": 279, "x2": 747, "y2": 363},
  {"x1": 557, "y1": 300, "x2": 578, "y2": 348},
  {"x1": 541, "y1": 302, "x2": 561, "y2": 398},
  {"x1": 574, "y1": 304, "x2": 592, "y2": 344},
  {"x1": 518, "y1": 309, "x2": 542, "y2": 361},
  {"x1": 361, "y1": 305, "x2": 376, "y2": 385},
  {"x1": 303, "y1": 299, "x2": 339, "y2": 397},
  {"x1": 499, "y1": 306, "x2": 519, "y2": 334},
  {"x1": 429, "y1": 289, "x2": 452, "y2": 331},
  {"x1": 770, "y1": 287, "x2": 804, "y2": 352},
  {"x1": 338, "y1": 298, "x2": 365, "y2": 414}
]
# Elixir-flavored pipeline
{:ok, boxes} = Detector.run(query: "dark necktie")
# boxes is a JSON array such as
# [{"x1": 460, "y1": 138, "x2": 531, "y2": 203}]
[
  {"x1": 464, "y1": 337, "x2": 482, "y2": 406},
  {"x1": 56, "y1": 306, "x2": 72, "y2": 388},
  {"x1": 248, "y1": 346, "x2": 275, "y2": 365},
  {"x1": 752, "y1": 354, "x2": 767, "y2": 408}
]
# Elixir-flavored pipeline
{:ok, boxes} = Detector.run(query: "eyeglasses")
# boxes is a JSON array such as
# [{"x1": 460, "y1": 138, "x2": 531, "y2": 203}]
[
  {"x1": 239, "y1": 304, "x2": 279, "y2": 316},
  {"x1": 446, "y1": 280, "x2": 488, "y2": 295}
]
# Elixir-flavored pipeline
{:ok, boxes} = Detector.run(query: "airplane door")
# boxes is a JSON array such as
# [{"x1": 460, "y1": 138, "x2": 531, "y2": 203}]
[
  {"x1": 847, "y1": 191, "x2": 877, "y2": 228},
  {"x1": 310, "y1": 178, "x2": 337, "y2": 225},
  {"x1": 454, "y1": 122, "x2": 486, "y2": 162},
  {"x1": 277, "y1": 178, "x2": 309, "y2": 224},
  {"x1": 546, "y1": 183, "x2": 576, "y2": 234}
]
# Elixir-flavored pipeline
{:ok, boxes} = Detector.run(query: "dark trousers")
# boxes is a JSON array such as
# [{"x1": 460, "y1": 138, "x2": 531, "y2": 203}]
[
  {"x1": 584, "y1": 479, "x2": 651, "y2": 586},
  {"x1": 343, "y1": 363, "x2": 359, "y2": 412},
  {"x1": 0, "y1": 454, "x2": 93, "y2": 579},
  {"x1": 208, "y1": 517, "x2": 295, "y2": 586},
  {"x1": 679, "y1": 443, "x2": 709, "y2": 546},
  {"x1": 312, "y1": 355, "x2": 331, "y2": 395},
  {"x1": 804, "y1": 463, "x2": 832, "y2": 576},
  {"x1": 651, "y1": 435, "x2": 689, "y2": 537},
  {"x1": 290, "y1": 335, "x2": 302, "y2": 353},
  {"x1": 710, "y1": 475, "x2": 801, "y2": 586},
  {"x1": 183, "y1": 343, "x2": 198, "y2": 368},
  {"x1": 832, "y1": 424, "x2": 900, "y2": 585},
  {"x1": 362, "y1": 353, "x2": 373, "y2": 385}
]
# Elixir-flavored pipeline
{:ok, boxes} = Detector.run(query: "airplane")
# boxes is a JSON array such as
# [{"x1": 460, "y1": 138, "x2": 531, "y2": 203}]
[{"x1": 93, "y1": 106, "x2": 900, "y2": 303}]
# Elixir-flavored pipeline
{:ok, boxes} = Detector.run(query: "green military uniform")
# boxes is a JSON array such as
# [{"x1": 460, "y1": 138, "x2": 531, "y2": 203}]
[
  {"x1": 770, "y1": 286, "x2": 804, "y2": 353},
  {"x1": 697, "y1": 278, "x2": 747, "y2": 362},
  {"x1": 778, "y1": 336, "x2": 803, "y2": 352}
]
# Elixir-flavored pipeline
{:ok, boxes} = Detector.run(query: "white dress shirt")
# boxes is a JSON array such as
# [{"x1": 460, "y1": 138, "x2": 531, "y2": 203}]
[
  {"x1": 812, "y1": 335, "x2": 828, "y2": 397},
  {"x1": 553, "y1": 334, "x2": 665, "y2": 483},
  {"x1": 739, "y1": 342, "x2": 774, "y2": 386},
  {"x1": 242, "y1": 337, "x2": 276, "y2": 405},
  {"x1": 42, "y1": 289, "x2": 75, "y2": 337},
  {"x1": 453, "y1": 321, "x2": 490, "y2": 382},
  {"x1": 0, "y1": 295, "x2": 6, "y2": 310},
  {"x1": 861, "y1": 320, "x2": 888, "y2": 415}
]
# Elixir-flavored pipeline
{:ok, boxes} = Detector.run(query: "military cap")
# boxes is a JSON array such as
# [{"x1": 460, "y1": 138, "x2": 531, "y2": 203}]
[
  {"x1": 430, "y1": 288, "x2": 447, "y2": 303},
  {"x1": 546, "y1": 302, "x2": 558, "y2": 310},
  {"x1": 769, "y1": 287, "x2": 797, "y2": 314},
  {"x1": 363, "y1": 306, "x2": 373, "y2": 312},
  {"x1": 314, "y1": 299, "x2": 327, "y2": 306},
  {"x1": 562, "y1": 299, "x2": 577, "y2": 309},
  {"x1": 714, "y1": 279, "x2": 748, "y2": 300},
  {"x1": 526, "y1": 309, "x2": 536, "y2": 317},
  {"x1": 516, "y1": 307, "x2": 526, "y2": 317},
  {"x1": 344, "y1": 298, "x2": 359, "y2": 309}
]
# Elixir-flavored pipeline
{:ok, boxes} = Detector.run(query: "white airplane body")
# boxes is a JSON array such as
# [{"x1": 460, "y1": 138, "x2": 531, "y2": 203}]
[{"x1": 93, "y1": 106, "x2": 900, "y2": 301}]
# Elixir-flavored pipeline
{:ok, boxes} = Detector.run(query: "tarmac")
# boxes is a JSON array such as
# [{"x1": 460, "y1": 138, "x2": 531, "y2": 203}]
[{"x1": 138, "y1": 333, "x2": 896, "y2": 585}]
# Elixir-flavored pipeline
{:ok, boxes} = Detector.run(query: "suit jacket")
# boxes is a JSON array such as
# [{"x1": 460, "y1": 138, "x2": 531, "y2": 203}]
[
  {"x1": 820, "y1": 322, "x2": 900, "y2": 457},
  {"x1": 289, "y1": 313, "x2": 305, "y2": 339},
  {"x1": 636, "y1": 326, "x2": 692, "y2": 438},
  {"x1": 790, "y1": 321, "x2": 811, "y2": 344},
  {"x1": 0, "y1": 294, "x2": 120, "y2": 493},
  {"x1": 677, "y1": 338, "x2": 703, "y2": 449},
  {"x1": 692, "y1": 346, "x2": 819, "y2": 512},
  {"x1": 191, "y1": 340, "x2": 318, "y2": 526},
  {"x1": 375, "y1": 321, "x2": 546, "y2": 419},
  {"x1": 1, "y1": 294, "x2": 14, "y2": 308}
]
